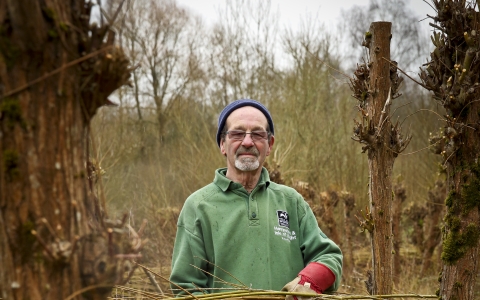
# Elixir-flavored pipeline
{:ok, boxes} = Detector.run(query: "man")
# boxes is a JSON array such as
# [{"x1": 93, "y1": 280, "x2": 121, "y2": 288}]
[{"x1": 169, "y1": 99, "x2": 342, "y2": 297}]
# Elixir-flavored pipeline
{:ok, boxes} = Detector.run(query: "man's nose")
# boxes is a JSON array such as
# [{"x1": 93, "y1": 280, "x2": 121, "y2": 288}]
[{"x1": 241, "y1": 133, "x2": 255, "y2": 147}]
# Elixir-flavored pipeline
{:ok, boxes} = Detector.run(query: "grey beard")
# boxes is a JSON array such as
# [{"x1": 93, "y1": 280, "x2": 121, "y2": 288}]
[{"x1": 235, "y1": 156, "x2": 260, "y2": 171}]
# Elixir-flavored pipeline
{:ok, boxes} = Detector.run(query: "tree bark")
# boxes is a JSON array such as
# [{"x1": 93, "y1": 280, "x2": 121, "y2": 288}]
[
  {"x1": 440, "y1": 156, "x2": 480, "y2": 300},
  {"x1": 349, "y1": 21, "x2": 410, "y2": 295},
  {"x1": 365, "y1": 22, "x2": 394, "y2": 295},
  {"x1": 350, "y1": 19, "x2": 410, "y2": 295},
  {"x1": 0, "y1": 1, "x2": 135, "y2": 299},
  {"x1": 420, "y1": 181, "x2": 445, "y2": 277},
  {"x1": 392, "y1": 183, "x2": 406, "y2": 286},
  {"x1": 418, "y1": 1, "x2": 480, "y2": 299},
  {"x1": 341, "y1": 192, "x2": 356, "y2": 282}
]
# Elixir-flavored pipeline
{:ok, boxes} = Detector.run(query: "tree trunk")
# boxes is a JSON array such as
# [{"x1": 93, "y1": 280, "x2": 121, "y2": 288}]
[
  {"x1": 420, "y1": 181, "x2": 445, "y2": 277},
  {"x1": 341, "y1": 192, "x2": 356, "y2": 282},
  {"x1": 439, "y1": 141, "x2": 480, "y2": 299},
  {"x1": 365, "y1": 22, "x2": 394, "y2": 295},
  {"x1": 0, "y1": 1, "x2": 135, "y2": 299},
  {"x1": 392, "y1": 183, "x2": 406, "y2": 286},
  {"x1": 350, "y1": 21, "x2": 409, "y2": 295},
  {"x1": 440, "y1": 153, "x2": 480, "y2": 300},
  {"x1": 418, "y1": 1, "x2": 480, "y2": 299}
]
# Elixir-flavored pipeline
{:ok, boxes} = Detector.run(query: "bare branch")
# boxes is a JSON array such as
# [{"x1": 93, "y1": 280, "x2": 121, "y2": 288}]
[{"x1": 382, "y1": 57, "x2": 429, "y2": 89}]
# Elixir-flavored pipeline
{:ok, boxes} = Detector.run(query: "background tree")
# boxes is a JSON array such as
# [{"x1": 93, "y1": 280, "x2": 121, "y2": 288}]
[
  {"x1": 207, "y1": 0, "x2": 279, "y2": 109},
  {"x1": 113, "y1": 0, "x2": 205, "y2": 144},
  {"x1": 0, "y1": 1, "x2": 137, "y2": 299},
  {"x1": 277, "y1": 21, "x2": 365, "y2": 193},
  {"x1": 419, "y1": 1, "x2": 480, "y2": 299},
  {"x1": 340, "y1": 0, "x2": 428, "y2": 72}
]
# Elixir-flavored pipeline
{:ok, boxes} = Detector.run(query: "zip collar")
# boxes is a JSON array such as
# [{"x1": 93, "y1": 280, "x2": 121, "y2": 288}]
[{"x1": 214, "y1": 167, "x2": 271, "y2": 192}]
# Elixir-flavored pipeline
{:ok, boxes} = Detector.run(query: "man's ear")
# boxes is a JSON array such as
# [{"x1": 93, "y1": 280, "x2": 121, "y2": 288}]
[
  {"x1": 266, "y1": 135, "x2": 275, "y2": 156},
  {"x1": 220, "y1": 139, "x2": 227, "y2": 156}
]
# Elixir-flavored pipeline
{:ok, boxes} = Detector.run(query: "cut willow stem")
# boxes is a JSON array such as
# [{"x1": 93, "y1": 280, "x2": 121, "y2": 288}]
[
  {"x1": 113, "y1": 285, "x2": 161, "y2": 299},
  {"x1": 142, "y1": 266, "x2": 164, "y2": 296},
  {"x1": 116, "y1": 284, "x2": 437, "y2": 300},
  {"x1": 194, "y1": 255, "x2": 248, "y2": 288},
  {"x1": 173, "y1": 290, "x2": 437, "y2": 300},
  {"x1": 133, "y1": 262, "x2": 199, "y2": 299}
]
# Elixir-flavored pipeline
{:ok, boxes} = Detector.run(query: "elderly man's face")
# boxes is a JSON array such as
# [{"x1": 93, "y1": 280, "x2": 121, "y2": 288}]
[{"x1": 220, "y1": 106, "x2": 274, "y2": 172}]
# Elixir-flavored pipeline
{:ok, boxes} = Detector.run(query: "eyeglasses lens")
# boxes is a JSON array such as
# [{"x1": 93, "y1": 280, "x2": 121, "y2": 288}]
[{"x1": 227, "y1": 130, "x2": 268, "y2": 141}]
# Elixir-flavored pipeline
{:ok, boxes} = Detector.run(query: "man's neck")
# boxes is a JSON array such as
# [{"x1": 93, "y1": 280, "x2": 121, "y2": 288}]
[{"x1": 225, "y1": 168, "x2": 262, "y2": 193}]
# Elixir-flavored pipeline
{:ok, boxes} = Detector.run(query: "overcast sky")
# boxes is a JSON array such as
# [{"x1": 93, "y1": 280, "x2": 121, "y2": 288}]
[
  {"x1": 174, "y1": 0, "x2": 435, "y2": 72},
  {"x1": 175, "y1": 0, "x2": 435, "y2": 31}
]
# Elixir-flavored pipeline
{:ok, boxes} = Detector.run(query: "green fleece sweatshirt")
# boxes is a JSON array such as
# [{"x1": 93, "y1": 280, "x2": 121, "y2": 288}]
[{"x1": 170, "y1": 167, "x2": 342, "y2": 295}]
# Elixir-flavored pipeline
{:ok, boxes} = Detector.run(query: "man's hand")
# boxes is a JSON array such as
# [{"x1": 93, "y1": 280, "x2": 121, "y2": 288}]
[
  {"x1": 281, "y1": 262, "x2": 336, "y2": 300},
  {"x1": 281, "y1": 276, "x2": 318, "y2": 300}
]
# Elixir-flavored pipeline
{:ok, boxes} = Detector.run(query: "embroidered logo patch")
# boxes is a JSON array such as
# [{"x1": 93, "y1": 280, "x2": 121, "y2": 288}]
[{"x1": 276, "y1": 210, "x2": 289, "y2": 228}]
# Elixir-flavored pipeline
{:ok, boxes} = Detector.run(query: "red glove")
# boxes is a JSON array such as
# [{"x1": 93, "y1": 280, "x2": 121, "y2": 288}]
[{"x1": 282, "y1": 262, "x2": 336, "y2": 300}]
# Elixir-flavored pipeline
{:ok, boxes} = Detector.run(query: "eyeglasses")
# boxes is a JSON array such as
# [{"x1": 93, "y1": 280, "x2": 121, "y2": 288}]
[{"x1": 226, "y1": 130, "x2": 269, "y2": 141}]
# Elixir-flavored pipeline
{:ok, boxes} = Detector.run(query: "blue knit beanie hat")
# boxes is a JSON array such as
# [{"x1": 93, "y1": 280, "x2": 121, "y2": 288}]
[{"x1": 216, "y1": 99, "x2": 274, "y2": 147}]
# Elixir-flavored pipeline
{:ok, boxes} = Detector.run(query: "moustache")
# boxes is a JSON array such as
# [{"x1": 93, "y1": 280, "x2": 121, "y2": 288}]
[{"x1": 236, "y1": 146, "x2": 259, "y2": 157}]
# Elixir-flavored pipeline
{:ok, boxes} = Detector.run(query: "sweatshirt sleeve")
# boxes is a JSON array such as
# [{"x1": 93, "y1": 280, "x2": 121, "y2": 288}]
[
  {"x1": 298, "y1": 199, "x2": 343, "y2": 292},
  {"x1": 170, "y1": 202, "x2": 209, "y2": 296}
]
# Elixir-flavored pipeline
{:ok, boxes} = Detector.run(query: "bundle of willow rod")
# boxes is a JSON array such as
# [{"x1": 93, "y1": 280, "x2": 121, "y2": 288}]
[
  {"x1": 112, "y1": 285, "x2": 437, "y2": 300},
  {"x1": 114, "y1": 263, "x2": 436, "y2": 300}
]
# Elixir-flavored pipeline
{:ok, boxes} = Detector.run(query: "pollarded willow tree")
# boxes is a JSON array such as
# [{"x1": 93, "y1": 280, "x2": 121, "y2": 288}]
[
  {"x1": 419, "y1": 1, "x2": 480, "y2": 299},
  {"x1": 349, "y1": 22, "x2": 411, "y2": 295},
  {"x1": 0, "y1": 1, "x2": 143, "y2": 299}
]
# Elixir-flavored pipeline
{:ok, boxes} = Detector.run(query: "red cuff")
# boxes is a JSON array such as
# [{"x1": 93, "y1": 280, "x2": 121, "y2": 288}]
[{"x1": 298, "y1": 262, "x2": 336, "y2": 293}]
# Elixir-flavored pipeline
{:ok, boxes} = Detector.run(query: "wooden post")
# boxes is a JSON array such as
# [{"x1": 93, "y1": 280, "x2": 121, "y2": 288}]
[
  {"x1": 350, "y1": 21, "x2": 410, "y2": 295},
  {"x1": 366, "y1": 21, "x2": 394, "y2": 296}
]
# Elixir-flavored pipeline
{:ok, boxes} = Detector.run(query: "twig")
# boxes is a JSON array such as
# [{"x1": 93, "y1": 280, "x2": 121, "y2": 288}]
[
  {"x1": 100, "y1": 0, "x2": 127, "y2": 26},
  {"x1": 442, "y1": 148, "x2": 458, "y2": 168},
  {"x1": 376, "y1": 87, "x2": 392, "y2": 137},
  {"x1": 188, "y1": 264, "x2": 246, "y2": 290},
  {"x1": 64, "y1": 284, "x2": 115, "y2": 300},
  {"x1": 398, "y1": 138, "x2": 441, "y2": 156},
  {"x1": 422, "y1": 0, "x2": 437, "y2": 12},
  {"x1": 194, "y1": 256, "x2": 248, "y2": 288},
  {"x1": 305, "y1": 48, "x2": 353, "y2": 80},
  {"x1": 30, "y1": 230, "x2": 56, "y2": 261},
  {"x1": 142, "y1": 266, "x2": 165, "y2": 296},
  {"x1": 400, "y1": 108, "x2": 444, "y2": 128},
  {"x1": 0, "y1": 46, "x2": 113, "y2": 99},
  {"x1": 390, "y1": 101, "x2": 412, "y2": 119},
  {"x1": 113, "y1": 285, "x2": 162, "y2": 299},
  {"x1": 133, "y1": 262, "x2": 199, "y2": 300},
  {"x1": 88, "y1": 124, "x2": 108, "y2": 218},
  {"x1": 456, "y1": 99, "x2": 480, "y2": 130},
  {"x1": 429, "y1": 22, "x2": 445, "y2": 33},
  {"x1": 381, "y1": 57, "x2": 429, "y2": 89},
  {"x1": 171, "y1": 291, "x2": 437, "y2": 300},
  {"x1": 98, "y1": 0, "x2": 104, "y2": 27}
]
